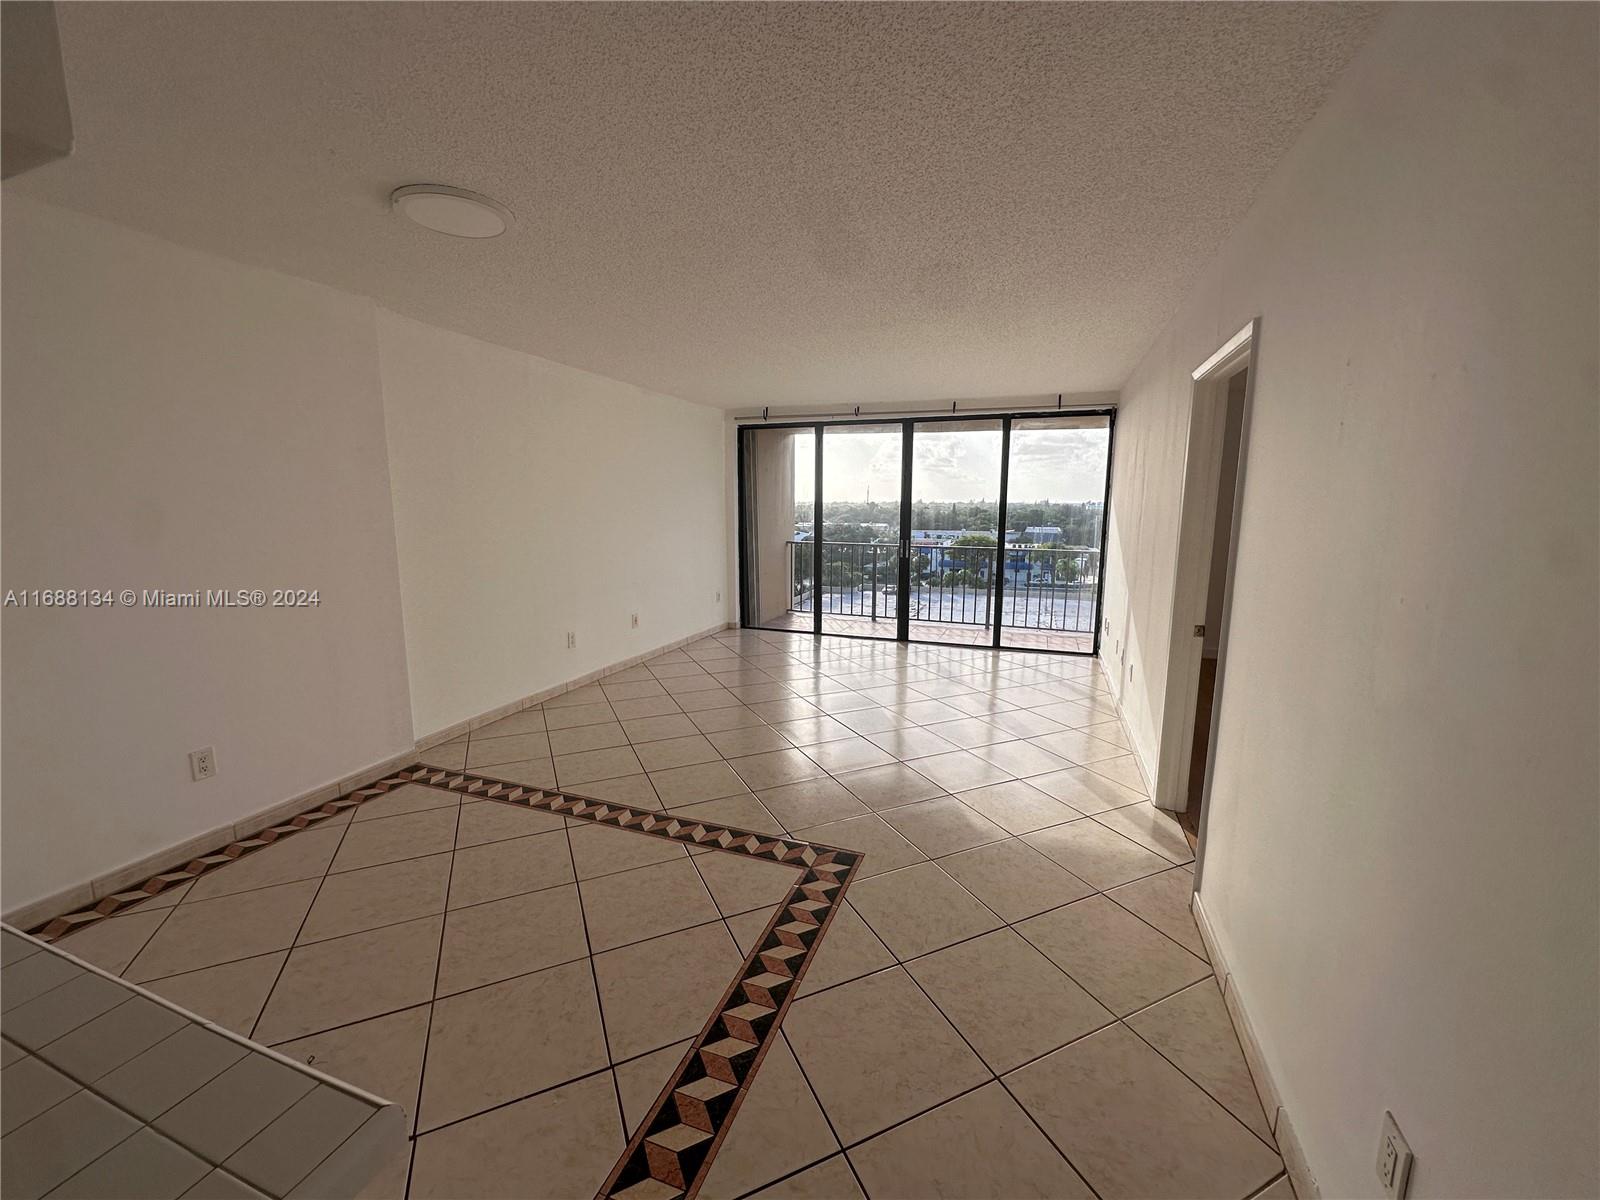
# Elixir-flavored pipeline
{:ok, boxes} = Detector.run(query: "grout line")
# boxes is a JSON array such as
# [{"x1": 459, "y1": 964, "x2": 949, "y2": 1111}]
[
  {"x1": 773, "y1": 883, "x2": 1270, "y2": 1194},
  {"x1": 1117, "y1": 982, "x2": 1282, "y2": 1155},
  {"x1": 598, "y1": 850, "x2": 864, "y2": 1195},
  {"x1": 269, "y1": 901, "x2": 789, "y2": 1049},
  {"x1": 143, "y1": 834, "x2": 1185, "y2": 1064},
  {"x1": 150, "y1": 807, "x2": 799, "y2": 936},
  {"x1": 794, "y1": 880, "x2": 1106, "y2": 1198},
  {"x1": 806, "y1": 908, "x2": 1107, "y2": 1196},
  {"x1": 726, "y1": 1152, "x2": 845, "y2": 1200},
  {"x1": 274, "y1": 1001, "x2": 727, "y2": 1146},
  {"x1": 299, "y1": 761, "x2": 857, "y2": 1200},
  {"x1": 245, "y1": 811, "x2": 361, "y2": 1044},
  {"x1": 8, "y1": 934, "x2": 415, "y2": 1199},
  {"x1": 777, "y1": 1024, "x2": 872, "y2": 1198},
  {"x1": 1100, "y1": 870, "x2": 1211, "y2": 956},
  {"x1": 770, "y1": 816, "x2": 1247, "y2": 1184},
  {"x1": 79, "y1": 893, "x2": 185, "y2": 982},
  {"x1": 779, "y1": 967, "x2": 1128, "y2": 1194},
  {"x1": 680, "y1": 836, "x2": 763, "y2": 960},
  {"x1": 41, "y1": 635, "x2": 1149, "y2": 1200},
  {"x1": 400, "y1": 794, "x2": 465, "y2": 1200},
  {"x1": 1123, "y1": 1029, "x2": 1278, "y2": 1157},
  {"x1": 993, "y1": 1073, "x2": 1110, "y2": 1200},
  {"x1": 561, "y1": 814, "x2": 629, "y2": 1144},
  {"x1": 4, "y1": 1011, "x2": 253, "y2": 1189},
  {"x1": 410, "y1": 1059, "x2": 621, "y2": 1141},
  {"x1": 788, "y1": 859, "x2": 1210, "y2": 1014},
  {"x1": 1245, "y1": 1170, "x2": 1291, "y2": 1200}
]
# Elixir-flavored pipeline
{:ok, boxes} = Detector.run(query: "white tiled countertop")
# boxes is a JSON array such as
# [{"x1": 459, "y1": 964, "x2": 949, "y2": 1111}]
[{"x1": 1, "y1": 924, "x2": 405, "y2": 1199}]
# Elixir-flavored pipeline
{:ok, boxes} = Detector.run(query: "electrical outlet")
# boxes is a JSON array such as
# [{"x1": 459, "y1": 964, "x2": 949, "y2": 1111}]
[
  {"x1": 631, "y1": 613, "x2": 639, "y2": 628},
  {"x1": 565, "y1": 631, "x2": 576, "y2": 649},
  {"x1": 1377, "y1": 1111, "x2": 1413, "y2": 1199},
  {"x1": 189, "y1": 747, "x2": 216, "y2": 781}
]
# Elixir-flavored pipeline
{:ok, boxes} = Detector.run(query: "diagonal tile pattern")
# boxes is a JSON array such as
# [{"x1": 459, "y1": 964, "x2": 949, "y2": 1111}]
[{"x1": 36, "y1": 630, "x2": 1283, "y2": 1200}]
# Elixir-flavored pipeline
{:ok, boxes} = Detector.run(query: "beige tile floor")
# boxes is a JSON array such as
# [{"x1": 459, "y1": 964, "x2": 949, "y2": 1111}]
[{"x1": 52, "y1": 631, "x2": 1287, "y2": 1200}]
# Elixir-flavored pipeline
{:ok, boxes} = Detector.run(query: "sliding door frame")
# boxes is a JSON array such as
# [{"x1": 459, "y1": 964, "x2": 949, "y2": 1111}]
[
  {"x1": 812, "y1": 425, "x2": 824, "y2": 636},
  {"x1": 737, "y1": 407, "x2": 1116, "y2": 657},
  {"x1": 897, "y1": 423, "x2": 915, "y2": 643}
]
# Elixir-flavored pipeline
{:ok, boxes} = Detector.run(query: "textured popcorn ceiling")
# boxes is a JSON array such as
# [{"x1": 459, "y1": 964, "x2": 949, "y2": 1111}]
[{"x1": 17, "y1": 3, "x2": 1378, "y2": 408}]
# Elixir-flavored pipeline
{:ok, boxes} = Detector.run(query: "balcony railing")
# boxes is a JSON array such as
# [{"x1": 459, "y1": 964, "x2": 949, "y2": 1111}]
[{"x1": 787, "y1": 540, "x2": 1098, "y2": 634}]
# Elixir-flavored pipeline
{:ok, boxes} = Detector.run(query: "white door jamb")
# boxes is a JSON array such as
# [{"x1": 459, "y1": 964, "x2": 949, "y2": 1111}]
[{"x1": 1152, "y1": 319, "x2": 1259, "y2": 820}]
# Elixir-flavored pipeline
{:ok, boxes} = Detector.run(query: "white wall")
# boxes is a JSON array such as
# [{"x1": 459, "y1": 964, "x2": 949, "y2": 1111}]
[
  {"x1": 1, "y1": 196, "x2": 415, "y2": 912},
  {"x1": 377, "y1": 312, "x2": 729, "y2": 738},
  {"x1": 1100, "y1": 6, "x2": 1598, "y2": 1198},
  {"x1": 1, "y1": 199, "x2": 733, "y2": 912}
]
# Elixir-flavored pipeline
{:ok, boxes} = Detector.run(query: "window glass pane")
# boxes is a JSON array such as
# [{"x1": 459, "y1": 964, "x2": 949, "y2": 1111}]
[
  {"x1": 742, "y1": 427, "x2": 816, "y2": 633},
  {"x1": 820, "y1": 425, "x2": 902, "y2": 639},
  {"x1": 909, "y1": 420, "x2": 1002, "y2": 646},
  {"x1": 1000, "y1": 414, "x2": 1110, "y2": 651}
]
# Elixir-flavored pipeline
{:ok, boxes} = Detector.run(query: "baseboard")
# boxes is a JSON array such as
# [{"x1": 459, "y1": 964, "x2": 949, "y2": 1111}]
[
  {"x1": 1192, "y1": 891, "x2": 1318, "y2": 1199},
  {"x1": 0, "y1": 742, "x2": 421, "y2": 933},
  {"x1": 414, "y1": 619, "x2": 735, "y2": 749},
  {"x1": 1274, "y1": 1108, "x2": 1319, "y2": 1200},
  {"x1": 1095, "y1": 652, "x2": 1159, "y2": 798},
  {"x1": 2, "y1": 619, "x2": 737, "y2": 932}
]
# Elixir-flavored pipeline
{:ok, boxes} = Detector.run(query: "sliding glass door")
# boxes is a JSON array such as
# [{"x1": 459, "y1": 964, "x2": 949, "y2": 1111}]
[
  {"x1": 908, "y1": 419, "x2": 1003, "y2": 646},
  {"x1": 820, "y1": 424, "x2": 903, "y2": 639},
  {"x1": 738, "y1": 409, "x2": 1113, "y2": 654},
  {"x1": 998, "y1": 414, "x2": 1110, "y2": 652},
  {"x1": 738, "y1": 426, "x2": 816, "y2": 634}
]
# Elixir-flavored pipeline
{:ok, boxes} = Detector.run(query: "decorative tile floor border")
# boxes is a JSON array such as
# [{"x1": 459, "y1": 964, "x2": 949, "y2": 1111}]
[
  {"x1": 32, "y1": 763, "x2": 864, "y2": 1200},
  {"x1": 29, "y1": 797, "x2": 360, "y2": 942}
]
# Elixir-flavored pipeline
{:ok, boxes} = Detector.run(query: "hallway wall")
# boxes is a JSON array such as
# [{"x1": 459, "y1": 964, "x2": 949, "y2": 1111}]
[
  {"x1": 0, "y1": 196, "x2": 415, "y2": 912},
  {"x1": 377, "y1": 312, "x2": 729, "y2": 738},
  {"x1": 0, "y1": 197, "x2": 732, "y2": 914},
  {"x1": 1099, "y1": 6, "x2": 1598, "y2": 1197}
]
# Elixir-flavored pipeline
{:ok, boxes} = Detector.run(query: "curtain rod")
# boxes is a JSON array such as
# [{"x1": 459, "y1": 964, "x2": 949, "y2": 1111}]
[{"x1": 736, "y1": 393, "x2": 1115, "y2": 425}]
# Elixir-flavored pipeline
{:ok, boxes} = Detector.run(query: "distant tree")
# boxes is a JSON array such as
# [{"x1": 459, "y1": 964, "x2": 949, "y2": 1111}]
[
  {"x1": 822, "y1": 562, "x2": 861, "y2": 588},
  {"x1": 817, "y1": 496, "x2": 1103, "y2": 550},
  {"x1": 822, "y1": 522, "x2": 878, "y2": 543}
]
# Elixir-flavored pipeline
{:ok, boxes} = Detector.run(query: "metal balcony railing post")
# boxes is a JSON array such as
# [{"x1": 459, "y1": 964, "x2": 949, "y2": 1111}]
[
  {"x1": 781, "y1": 538, "x2": 1101, "y2": 637},
  {"x1": 870, "y1": 546, "x2": 878, "y2": 620}
]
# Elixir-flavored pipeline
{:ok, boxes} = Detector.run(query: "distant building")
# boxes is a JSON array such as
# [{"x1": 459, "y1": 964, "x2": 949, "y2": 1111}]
[{"x1": 911, "y1": 529, "x2": 998, "y2": 543}]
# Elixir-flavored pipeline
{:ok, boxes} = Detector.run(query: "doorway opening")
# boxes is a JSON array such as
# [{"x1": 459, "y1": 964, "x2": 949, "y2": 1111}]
[
  {"x1": 1152, "y1": 321, "x2": 1257, "y2": 883},
  {"x1": 1182, "y1": 368, "x2": 1248, "y2": 850},
  {"x1": 736, "y1": 410, "x2": 1114, "y2": 655}
]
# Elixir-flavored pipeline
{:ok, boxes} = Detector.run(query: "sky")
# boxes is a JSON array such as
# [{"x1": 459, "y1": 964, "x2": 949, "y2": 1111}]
[{"x1": 795, "y1": 421, "x2": 1110, "y2": 504}]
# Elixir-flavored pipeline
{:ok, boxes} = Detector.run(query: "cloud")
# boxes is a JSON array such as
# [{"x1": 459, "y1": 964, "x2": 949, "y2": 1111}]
[{"x1": 812, "y1": 423, "x2": 1108, "y2": 503}]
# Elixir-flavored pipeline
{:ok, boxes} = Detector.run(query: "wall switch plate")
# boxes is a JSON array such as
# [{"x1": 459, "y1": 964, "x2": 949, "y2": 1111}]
[
  {"x1": 631, "y1": 613, "x2": 639, "y2": 628},
  {"x1": 715, "y1": 590, "x2": 722, "y2": 603},
  {"x1": 566, "y1": 631, "x2": 576, "y2": 649},
  {"x1": 189, "y1": 747, "x2": 216, "y2": 781},
  {"x1": 1377, "y1": 1111, "x2": 1413, "y2": 1198}
]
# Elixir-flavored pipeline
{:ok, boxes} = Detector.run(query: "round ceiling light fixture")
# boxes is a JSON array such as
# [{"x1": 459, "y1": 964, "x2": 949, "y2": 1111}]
[{"x1": 390, "y1": 184, "x2": 513, "y2": 238}]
